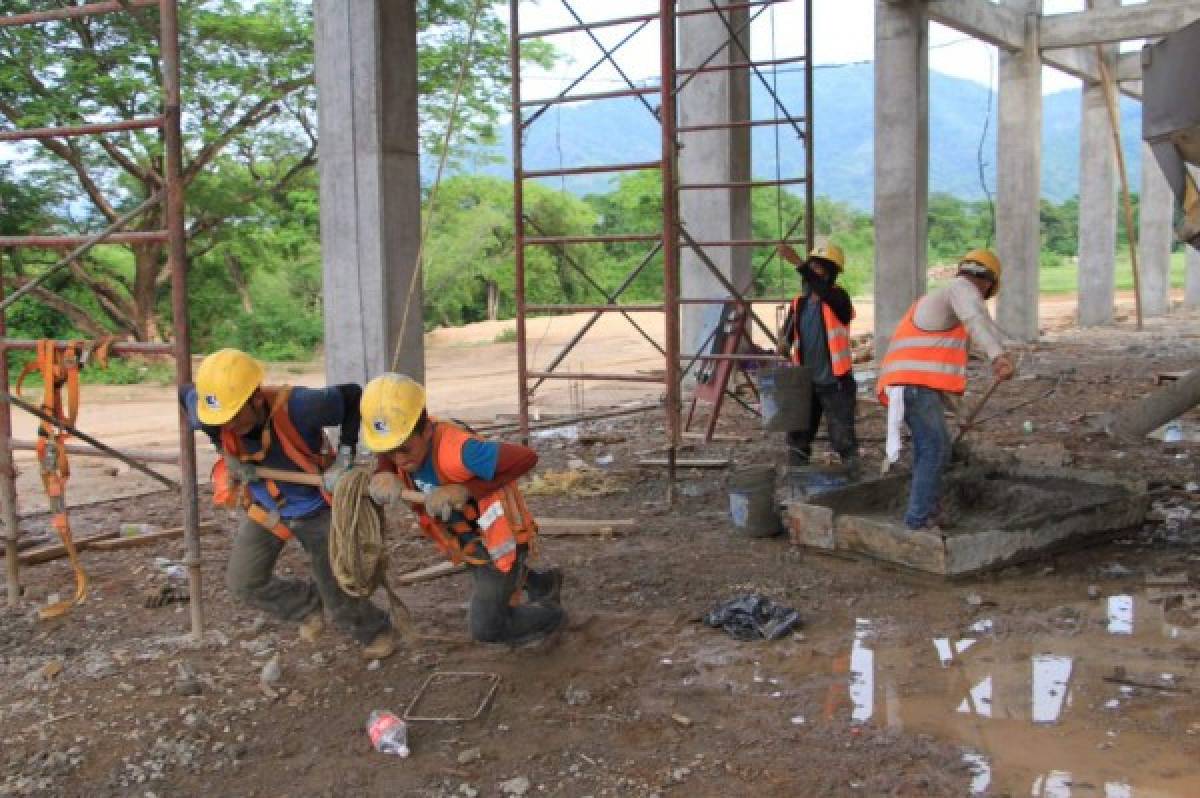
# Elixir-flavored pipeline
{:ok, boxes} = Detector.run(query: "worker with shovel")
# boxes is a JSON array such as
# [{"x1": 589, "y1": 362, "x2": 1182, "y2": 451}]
[
  {"x1": 180, "y1": 348, "x2": 394, "y2": 659},
  {"x1": 876, "y1": 249, "x2": 1016, "y2": 532},
  {"x1": 776, "y1": 241, "x2": 861, "y2": 479},
  {"x1": 360, "y1": 373, "x2": 565, "y2": 647}
]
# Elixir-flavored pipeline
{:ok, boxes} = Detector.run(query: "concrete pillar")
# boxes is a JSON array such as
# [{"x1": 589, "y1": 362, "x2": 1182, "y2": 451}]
[
  {"x1": 872, "y1": 0, "x2": 928, "y2": 359},
  {"x1": 1076, "y1": 0, "x2": 1119, "y2": 327},
  {"x1": 678, "y1": 0, "x2": 752, "y2": 361},
  {"x1": 314, "y1": 1, "x2": 423, "y2": 386},
  {"x1": 1186, "y1": 166, "x2": 1200, "y2": 310},
  {"x1": 1138, "y1": 141, "x2": 1174, "y2": 317},
  {"x1": 995, "y1": 0, "x2": 1042, "y2": 342}
]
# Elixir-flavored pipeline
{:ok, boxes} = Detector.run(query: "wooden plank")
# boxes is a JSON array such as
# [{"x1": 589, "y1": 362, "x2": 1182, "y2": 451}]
[
  {"x1": 638, "y1": 458, "x2": 730, "y2": 468},
  {"x1": 396, "y1": 561, "x2": 464, "y2": 585},
  {"x1": 538, "y1": 518, "x2": 635, "y2": 528},
  {"x1": 19, "y1": 531, "x2": 118, "y2": 565},
  {"x1": 682, "y1": 432, "x2": 752, "y2": 442},
  {"x1": 88, "y1": 522, "x2": 219, "y2": 552}
]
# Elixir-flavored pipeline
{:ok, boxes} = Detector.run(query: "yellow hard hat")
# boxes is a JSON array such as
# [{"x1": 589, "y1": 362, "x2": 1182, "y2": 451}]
[
  {"x1": 960, "y1": 248, "x2": 1003, "y2": 293},
  {"x1": 360, "y1": 373, "x2": 427, "y2": 453},
  {"x1": 194, "y1": 348, "x2": 264, "y2": 426},
  {"x1": 808, "y1": 242, "x2": 845, "y2": 272}
]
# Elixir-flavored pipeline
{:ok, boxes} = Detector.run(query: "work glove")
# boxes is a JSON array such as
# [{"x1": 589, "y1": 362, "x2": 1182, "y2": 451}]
[
  {"x1": 223, "y1": 454, "x2": 259, "y2": 484},
  {"x1": 368, "y1": 472, "x2": 404, "y2": 507},
  {"x1": 425, "y1": 484, "x2": 470, "y2": 522},
  {"x1": 322, "y1": 444, "x2": 356, "y2": 493}
]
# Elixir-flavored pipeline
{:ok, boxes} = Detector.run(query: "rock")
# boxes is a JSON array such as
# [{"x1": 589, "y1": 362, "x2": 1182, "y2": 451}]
[
  {"x1": 459, "y1": 785, "x2": 479, "y2": 798},
  {"x1": 260, "y1": 654, "x2": 281, "y2": 686},
  {"x1": 671, "y1": 713, "x2": 692, "y2": 727},
  {"x1": 175, "y1": 662, "x2": 202, "y2": 697},
  {"x1": 499, "y1": 776, "x2": 531, "y2": 796},
  {"x1": 964, "y1": 593, "x2": 984, "y2": 608},
  {"x1": 366, "y1": 659, "x2": 381, "y2": 672},
  {"x1": 457, "y1": 747, "x2": 482, "y2": 765},
  {"x1": 1087, "y1": 585, "x2": 1101, "y2": 600},
  {"x1": 563, "y1": 686, "x2": 591, "y2": 706},
  {"x1": 41, "y1": 660, "x2": 64, "y2": 681}
]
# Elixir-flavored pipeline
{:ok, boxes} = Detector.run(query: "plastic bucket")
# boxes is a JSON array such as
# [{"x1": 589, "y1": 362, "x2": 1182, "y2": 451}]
[
  {"x1": 786, "y1": 466, "x2": 849, "y2": 501},
  {"x1": 758, "y1": 366, "x2": 812, "y2": 432},
  {"x1": 727, "y1": 465, "x2": 783, "y2": 538}
]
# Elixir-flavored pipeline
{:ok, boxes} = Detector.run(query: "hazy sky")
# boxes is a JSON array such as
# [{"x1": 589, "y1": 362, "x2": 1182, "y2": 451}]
[{"x1": 514, "y1": 0, "x2": 1146, "y2": 99}]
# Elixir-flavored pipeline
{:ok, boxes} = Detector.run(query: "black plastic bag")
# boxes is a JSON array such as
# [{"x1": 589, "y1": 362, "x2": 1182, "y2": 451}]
[{"x1": 702, "y1": 594, "x2": 802, "y2": 641}]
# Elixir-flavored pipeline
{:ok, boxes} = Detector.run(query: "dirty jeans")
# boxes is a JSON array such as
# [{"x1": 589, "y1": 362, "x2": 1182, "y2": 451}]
[
  {"x1": 226, "y1": 508, "x2": 391, "y2": 645},
  {"x1": 787, "y1": 374, "x2": 859, "y2": 465},
  {"x1": 902, "y1": 385, "x2": 952, "y2": 529},
  {"x1": 468, "y1": 548, "x2": 563, "y2": 645}
]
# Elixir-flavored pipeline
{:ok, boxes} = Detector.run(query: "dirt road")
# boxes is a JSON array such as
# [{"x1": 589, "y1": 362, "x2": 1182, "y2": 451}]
[{"x1": 1, "y1": 302, "x2": 1198, "y2": 796}]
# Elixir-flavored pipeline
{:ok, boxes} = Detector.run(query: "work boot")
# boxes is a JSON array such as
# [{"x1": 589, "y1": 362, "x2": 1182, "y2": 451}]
[
  {"x1": 526, "y1": 568, "x2": 564, "y2": 606},
  {"x1": 298, "y1": 611, "x2": 325, "y2": 643},
  {"x1": 508, "y1": 608, "x2": 567, "y2": 650},
  {"x1": 361, "y1": 629, "x2": 396, "y2": 660}
]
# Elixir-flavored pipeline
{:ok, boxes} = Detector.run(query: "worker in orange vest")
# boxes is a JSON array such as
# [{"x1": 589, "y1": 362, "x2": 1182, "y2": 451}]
[
  {"x1": 776, "y1": 242, "x2": 861, "y2": 478},
  {"x1": 361, "y1": 373, "x2": 565, "y2": 646},
  {"x1": 876, "y1": 249, "x2": 1016, "y2": 531},
  {"x1": 180, "y1": 349, "x2": 394, "y2": 659}
]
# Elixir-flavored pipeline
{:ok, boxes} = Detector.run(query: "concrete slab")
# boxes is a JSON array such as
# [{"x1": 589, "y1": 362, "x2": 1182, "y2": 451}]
[{"x1": 785, "y1": 462, "x2": 1149, "y2": 576}]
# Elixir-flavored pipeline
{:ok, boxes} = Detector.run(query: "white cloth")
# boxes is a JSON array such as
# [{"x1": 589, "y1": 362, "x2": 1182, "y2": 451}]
[{"x1": 885, "y1": 385, "x2": 906, "y2": 464}]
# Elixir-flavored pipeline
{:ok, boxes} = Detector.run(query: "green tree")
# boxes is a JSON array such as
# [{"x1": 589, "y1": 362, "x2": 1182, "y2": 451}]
[{"x1": 0, "y1": 0, "x2": 555, "y2": 343}]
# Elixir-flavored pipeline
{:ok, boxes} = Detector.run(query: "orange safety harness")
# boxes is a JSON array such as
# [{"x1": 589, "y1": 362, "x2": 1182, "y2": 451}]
[
  {"x1": 15, "y1": 338, "x2": 112, "y2": 619},
  {"x1": 211, "y1": 386, "x2": 334, "y2": 541},
  {"x1": 397, "y1": 421, "x2": 538, "y2": 599}
]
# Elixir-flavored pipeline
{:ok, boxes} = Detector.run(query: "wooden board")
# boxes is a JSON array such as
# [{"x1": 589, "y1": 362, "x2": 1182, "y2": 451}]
[
  {"x1": 396, "y1": 561, "x2": 464, "y2": 585},
  {"x1": 88, "y1": 522, "x2": 219, "y2": 552}
]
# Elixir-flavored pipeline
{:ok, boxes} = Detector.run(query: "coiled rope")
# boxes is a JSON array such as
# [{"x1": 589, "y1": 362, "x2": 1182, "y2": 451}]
[{"x1": 329, "y1": 467, "x2": 415, "y2": 639}]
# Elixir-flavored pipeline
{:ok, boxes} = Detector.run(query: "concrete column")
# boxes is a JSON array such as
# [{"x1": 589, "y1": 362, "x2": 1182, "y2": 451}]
[
  {"x1": 678, "y1": 0, "x2": 752, "y2": 361},
  {"x1": 872, "y1": 0, "x2": 928, "y2": 359},
  {"x1": 1186, "y1": 166, "x2": 1200, "y2": 310},
  {"x1": 1138, "y1": 141, "x2": 1174, "y2": 317},
  {"x1": 1076, "y1": 0, "x2": 1119, "y2": 327},
  {"x1": 995, "y1": 0, "x2": 1042, "y2": 342},
  {"x1": 314, "y1": 1, "x2": 423, "y2": 386}
]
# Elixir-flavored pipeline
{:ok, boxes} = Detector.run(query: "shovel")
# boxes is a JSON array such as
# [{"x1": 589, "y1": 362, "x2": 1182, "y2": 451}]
[{"x1": 951, "y1": 378, "x2": 1001, "y2": 461}]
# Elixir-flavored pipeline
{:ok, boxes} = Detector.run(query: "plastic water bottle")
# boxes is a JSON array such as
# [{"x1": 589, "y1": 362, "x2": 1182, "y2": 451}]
[{"x1": 366, "y1": 710, "x2": 409, "y2": 757}]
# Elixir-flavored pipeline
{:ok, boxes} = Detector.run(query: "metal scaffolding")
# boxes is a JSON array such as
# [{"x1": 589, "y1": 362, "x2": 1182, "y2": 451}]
[
  {"x1": 509, "y1": 0, "x2": 814, "y2": 490},
  {"x1": 0, "y1": 1, "x2": 202, "y2": 638}
]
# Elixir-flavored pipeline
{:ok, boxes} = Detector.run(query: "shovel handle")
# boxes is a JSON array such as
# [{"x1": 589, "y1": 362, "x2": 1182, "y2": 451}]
[
  {"x1": 254, "y1": 466, "x2": 426, "y2": 503},
  {"x1": 953, "y1": 379, "x2": 1001, "y2": 445}
]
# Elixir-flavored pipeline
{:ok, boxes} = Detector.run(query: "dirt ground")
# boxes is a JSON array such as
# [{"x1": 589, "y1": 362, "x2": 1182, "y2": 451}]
[{"x1": 2, "y1": 296, "x2": 1200, "y2": 797}]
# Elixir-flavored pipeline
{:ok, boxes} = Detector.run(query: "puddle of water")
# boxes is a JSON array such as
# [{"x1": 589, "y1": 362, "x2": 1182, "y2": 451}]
[{"x1": 829, "y1": 595, "x2": 1200, "y2": 796}]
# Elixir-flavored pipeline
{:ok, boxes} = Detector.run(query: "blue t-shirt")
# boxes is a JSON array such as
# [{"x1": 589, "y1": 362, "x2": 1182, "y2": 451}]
[
  {"x1": 184, "y1": 385, "x2": 347, "y2": 519},
  {"x1": 410, "y1": 434, "x2": 500, "y2": 494}
]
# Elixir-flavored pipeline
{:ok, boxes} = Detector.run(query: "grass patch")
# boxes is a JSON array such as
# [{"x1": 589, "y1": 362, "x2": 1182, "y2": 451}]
[{"x1": 493, "y1": 326, "x2": 518, "y2": 344}]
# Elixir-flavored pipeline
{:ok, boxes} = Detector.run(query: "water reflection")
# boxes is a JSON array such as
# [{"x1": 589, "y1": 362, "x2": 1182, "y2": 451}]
[
  {"x1": 1031, "y1": 655, "x2": 1073, "y2": 725},
  {"x1": 1107, "y1": 595, "x2": 1134, "y2": 635},
  {"x1": 848, "y1": 619, "x2": 874, "y2": 725}
]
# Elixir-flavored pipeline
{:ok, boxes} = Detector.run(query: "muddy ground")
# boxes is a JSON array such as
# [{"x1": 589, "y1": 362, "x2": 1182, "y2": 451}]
[{"x1": 2, "y1": 313, "x2": 1200, "y2": 797}]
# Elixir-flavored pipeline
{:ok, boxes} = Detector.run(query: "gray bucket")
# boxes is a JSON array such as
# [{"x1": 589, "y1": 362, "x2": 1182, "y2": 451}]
[
  {"x1": 786, "y1": 466, "x2": 850, "y2": 502},
  {"x1": 728, "y1": 465, "x2": 783, "y2": 538},
  {"x1": 758, "y1": 366, "x2": 812, "y2": 432}
]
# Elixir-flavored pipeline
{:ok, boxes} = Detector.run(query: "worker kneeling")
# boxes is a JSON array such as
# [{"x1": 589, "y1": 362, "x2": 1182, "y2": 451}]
[
  {"x1": 361, "y1": 374, "x2": 565, "y2": 646},
  {"x1": 876, "y1": 249, "x2": 1016, "y2": 531},
  {"x1": 182, "y1": 349, "x2": 394, "y2": 659}
]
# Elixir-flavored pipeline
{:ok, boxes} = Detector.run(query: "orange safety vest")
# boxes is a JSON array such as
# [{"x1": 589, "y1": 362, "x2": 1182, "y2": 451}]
[
  {"x1": 398, "y1": 421, "x2": 536, "y2": 574},
  {"x1": 875, "y1": 301, "x2": 969, "y2": 405},
  {"x1": 789, "y1": 294, "x2": 853, "y2": 377},
  {"x1": 213, "y1": 386, "x2": 334, "y2": 541}
]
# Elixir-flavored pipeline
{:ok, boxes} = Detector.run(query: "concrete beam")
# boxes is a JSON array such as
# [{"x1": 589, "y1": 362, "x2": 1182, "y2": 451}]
[
  {"x1": 1138, "y1": 140, "x2": 1175, "y2": 317},
  {"x1": 678, "y1": 0, "x2": 752, "y2": 362},
  {"x1": 1187, "y1": 165, "x2": 1200, "y2": 310},
  {"x1": 873, "y1": 0, "x2": 929, "y2": 358},
  {"x1": 926, "y1": 0, "x2": 1025, "y2": 51},
  {"x1": 1039, "y1": 2, "x2": 1200, "y2": 49},
  {"x1": 1117, "y1": 50, "x2": 1143, "y2": 82},
  {"x1": 314, "y1": 1, "x2": 423, "y2": 386},
  {"x1": 995, "y1": 0, "x2": 1041, "y2": 343},
  {"x1": 1041, "y1": 46, "x2": 1142, "y2": 98}
]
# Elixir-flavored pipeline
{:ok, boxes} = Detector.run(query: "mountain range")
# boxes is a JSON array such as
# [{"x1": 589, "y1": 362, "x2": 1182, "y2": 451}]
[{"x1": 454, "y1": 62, "x2": 1144, "y2": 210}]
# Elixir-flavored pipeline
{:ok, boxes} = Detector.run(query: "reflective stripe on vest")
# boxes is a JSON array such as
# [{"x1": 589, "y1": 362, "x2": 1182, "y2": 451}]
[
  {"x1": 402, "y1": 421, "x2": 536, "y2": 573},
  {"x1": 789, "y1": 295, "x2": 854, "y2": 377},
  {"x1": 876, "y1": 302, "x2": 969, "y2": 405}
]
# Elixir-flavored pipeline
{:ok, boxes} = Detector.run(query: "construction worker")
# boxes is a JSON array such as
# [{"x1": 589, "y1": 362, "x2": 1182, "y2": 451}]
[
  {"x1": 180, "y1": 349, "x2": 394, "y2": 659},
  {"x1": 876, "y1": 249, "x2": 1016, "y2": 531},
  {"x1": 776, "y1": 241, "x2": 861, "y2": 478},
  {"x1": 360, "y1": 373, "x2": 565, "y2": 646}
]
